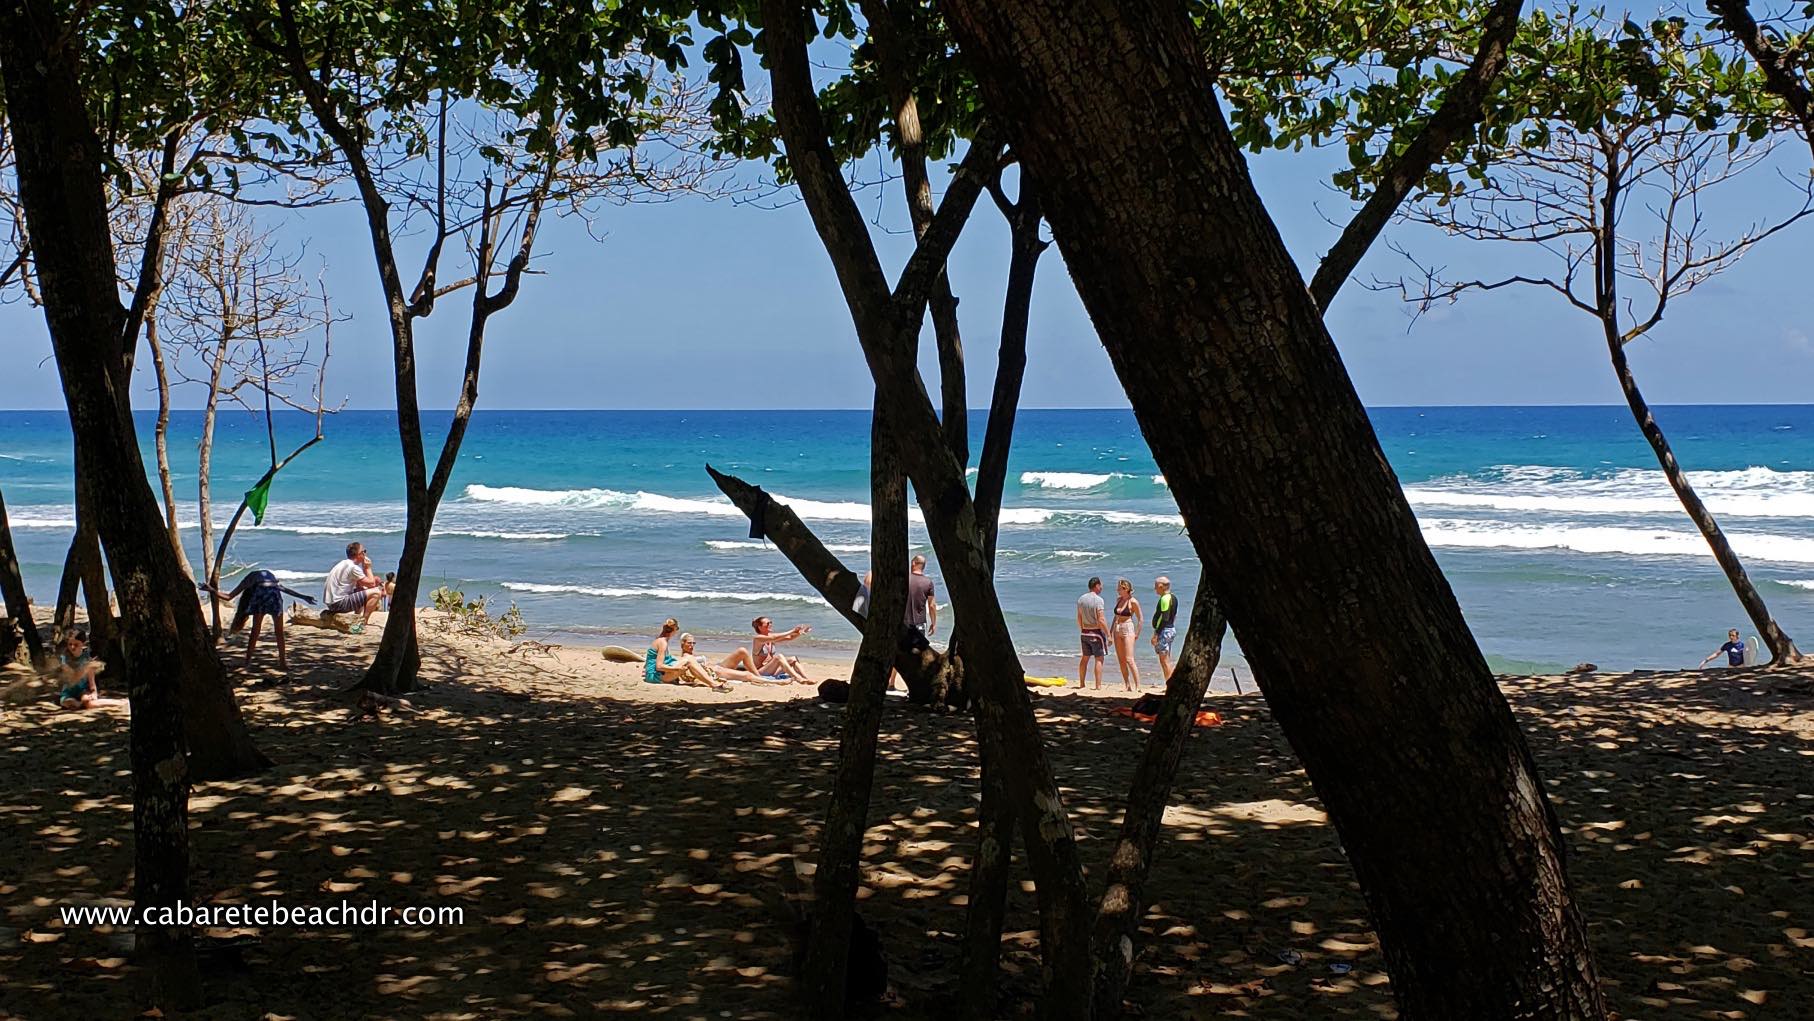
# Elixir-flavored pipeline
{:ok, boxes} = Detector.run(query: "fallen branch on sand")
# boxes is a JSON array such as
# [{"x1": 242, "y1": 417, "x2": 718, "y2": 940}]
[{"x1": 507, "y1": 640, "x2": 560, "y2": 658}]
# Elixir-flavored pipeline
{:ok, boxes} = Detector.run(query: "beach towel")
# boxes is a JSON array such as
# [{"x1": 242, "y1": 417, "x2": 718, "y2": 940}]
[{"x1": 1111, "y1": 694, "x2": 1221, "y2": 729}]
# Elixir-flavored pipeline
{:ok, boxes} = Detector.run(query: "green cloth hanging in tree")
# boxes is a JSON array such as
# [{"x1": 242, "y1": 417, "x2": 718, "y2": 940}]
[{"x1": 244, "y1": 476, "x2": 273, "y2": 525}]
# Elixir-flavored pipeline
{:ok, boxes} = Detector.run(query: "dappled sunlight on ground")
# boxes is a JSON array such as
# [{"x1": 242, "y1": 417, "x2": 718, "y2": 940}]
[{"x1": 0, "y1": 621, "x2": 1808, "y2": 1018}]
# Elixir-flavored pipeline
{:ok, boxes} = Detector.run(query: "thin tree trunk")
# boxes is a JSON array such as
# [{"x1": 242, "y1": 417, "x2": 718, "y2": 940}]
[
  {"x1": 937, "y1": 2, "x2": 1606, "y2": 1016},
  {"x1": 54, "y1": 526, "x2": 84, "y2": 637},
  {"x1": 800, "y1": 401, "x2": 910, "y2": 1016},
  {"x1": 198, "y1": 322, "x2": 231, "y2": 636},
  {"x1": 959, "y1": 168, "x2": 1047, "y2": 1005},
  {"x1": 0, "y1": 487, "x2": 47, "y2": 666},
  {"x1": 77, "y1": 519, "x2": 116, "y2": 663},
  {"x1": 1604, "y1": 339, "x2": 1799, "y2": 661},
  {"x1": 1589, "y1": 141, "x2": 1798, "y2": 665},
  {"x1": 1089, "y1": 582, "x2": 1226, "y2": 1018},
  {"x1": 145, "y1": 310, "x2": 193, "y2": 578},
  {"x1": 958, "y1": 729, "x2": 1016, "y2": 1019}
]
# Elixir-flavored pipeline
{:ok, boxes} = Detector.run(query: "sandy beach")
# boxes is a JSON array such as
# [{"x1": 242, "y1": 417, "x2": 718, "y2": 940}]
[{"x1": 1, "y1": 611, "x2": 1810, "y2": 1019}]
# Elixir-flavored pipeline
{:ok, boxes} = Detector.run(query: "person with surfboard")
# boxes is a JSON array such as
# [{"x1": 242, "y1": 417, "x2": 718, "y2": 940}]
[
  {"x1": 1150, "y1": 576, "x2": 1180, "y2": 681},
  {"x1": 1698, "y1": 628, "x2": 1755, "y2": 669}
]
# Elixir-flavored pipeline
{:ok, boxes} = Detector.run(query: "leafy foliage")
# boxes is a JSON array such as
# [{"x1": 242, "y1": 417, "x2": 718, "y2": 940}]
[{"x1": 430, "y1": 586, "x2": 527, "y2": 640}]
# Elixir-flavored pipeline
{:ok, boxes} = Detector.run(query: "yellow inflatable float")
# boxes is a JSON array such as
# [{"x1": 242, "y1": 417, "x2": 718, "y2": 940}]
[{"x1": 1023, "y1": 674, "x2": 1069, "y2": 687}]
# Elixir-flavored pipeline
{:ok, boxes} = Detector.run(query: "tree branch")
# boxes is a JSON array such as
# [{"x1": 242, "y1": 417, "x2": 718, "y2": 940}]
[
  {"x1": 1709, "y1": 0, "x2": 1814, "y2": 154},
  {"x1": 119, "y1": 128, "x2": 186, "y2": 361},
  {"x1": 1310, "y1": 0, "x2": 1526, "y2": 311}
]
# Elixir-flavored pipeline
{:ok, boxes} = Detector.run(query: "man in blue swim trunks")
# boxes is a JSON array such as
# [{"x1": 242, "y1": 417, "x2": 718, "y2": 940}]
[
  {"x1": 1076, "y1": 577, "x2": 1108, "y2": 689},
  {"x1": 1698, "y1": 628, "x2": 1748, "y2": 669}
]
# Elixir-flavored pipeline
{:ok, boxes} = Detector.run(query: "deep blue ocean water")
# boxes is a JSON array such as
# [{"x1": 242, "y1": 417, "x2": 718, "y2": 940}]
[{"x1": 4, "y1": 406, "x2": 1811, "y2": 676}]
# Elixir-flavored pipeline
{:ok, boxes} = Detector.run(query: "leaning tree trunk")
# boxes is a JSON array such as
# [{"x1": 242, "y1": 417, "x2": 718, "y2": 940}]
[
  {"x1": 76, "y1": 517, "x2": 118, "y2": 664},
  {"x1": 0, "y1": 487, "x2": 47, "y2": 666},
  {"x1": 54, "y1": 524, "x2": 85, "y2": 636},
  {"x1": 1089, "y1": 581, "x2": 1226, "y2": 1017},
  {"x1": 1604, "y1": 332, "x2": 1799, "y2": 662},
  {"x1": 800, "y1": 401, "x2": 910, "y2": 1016},
  {"x1": 937, "y1": 2, "x2": 1607, "y2": 1016},
  {"x1": 2, "y1": 12, "x2": 212, "y2": 1007}
]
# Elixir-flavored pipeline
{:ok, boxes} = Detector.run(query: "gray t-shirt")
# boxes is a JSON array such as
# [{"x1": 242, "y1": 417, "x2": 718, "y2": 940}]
[
  {"x1": 1076, "y1": 591, "x2": 1106, "y2": 633},
  {"x1": 904, "y1": 573, "x2": 936, "y2": 629}
]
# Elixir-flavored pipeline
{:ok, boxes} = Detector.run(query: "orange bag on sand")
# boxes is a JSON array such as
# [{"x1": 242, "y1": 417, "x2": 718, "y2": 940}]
[{"x1": 1110, "y1": 705, "x2": 1222, "y2": 728}]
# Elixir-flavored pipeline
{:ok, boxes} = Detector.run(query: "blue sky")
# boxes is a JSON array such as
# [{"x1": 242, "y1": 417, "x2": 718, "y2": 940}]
[{"x1": 3, "y1": 130, "x2": 1811, "y2": 412}]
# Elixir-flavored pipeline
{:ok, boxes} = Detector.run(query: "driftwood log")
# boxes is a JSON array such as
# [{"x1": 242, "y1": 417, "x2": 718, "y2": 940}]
[{"x1": 289, "y1": 606, "x2": 352, "y2": 633}]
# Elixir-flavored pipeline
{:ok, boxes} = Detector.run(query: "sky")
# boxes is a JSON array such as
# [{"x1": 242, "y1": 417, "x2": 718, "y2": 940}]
[{"x1": 3, "y1": 106, "x2": 1812, "y2": 412}]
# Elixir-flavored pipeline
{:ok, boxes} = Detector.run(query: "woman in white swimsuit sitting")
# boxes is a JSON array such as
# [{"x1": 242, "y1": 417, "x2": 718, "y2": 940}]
[{"x1": 725, "y1": 616, "x2": 814, "y2": 685}]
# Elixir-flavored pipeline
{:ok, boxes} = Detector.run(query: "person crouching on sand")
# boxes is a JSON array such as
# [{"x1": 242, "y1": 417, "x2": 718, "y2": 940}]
[{"x1": 1698, "y1": 628, "x2": 1748, "y2": 669}]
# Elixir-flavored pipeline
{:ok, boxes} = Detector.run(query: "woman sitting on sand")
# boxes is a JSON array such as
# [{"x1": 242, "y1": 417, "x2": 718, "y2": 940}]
[
  {"x1": 715, "y1": 617, "x2": 814, "y2": 685},
  {"x1": 678, "y1": 634, "x2": 767, "y2": 686},
  {"x1": 645, "y1": 619, "x2": 729, "y2": 691}
]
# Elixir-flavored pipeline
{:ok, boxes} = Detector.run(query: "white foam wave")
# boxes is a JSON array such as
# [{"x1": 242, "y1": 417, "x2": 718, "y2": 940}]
[
  {"x1": 1054, "y1": 549, "x2": 1107, "y2": 559},
  {"x1": 1777, "y1": 579, "x2": 1814, "y2": 591},
  {"x1": 1021, "y1": 471, "x2": 1118, "y2": 490},
  {"x1": 1406, "y1": 465, "x2": 1814, "y2": 518},
  {"x1": 1152, "y1": 475, "x2": 1167, "y2": 486},
  {"x1": 1419, "y1": 518, "x2": 1814, "y2": 564},
  {"x1": 268, "y1": 570, "x2": 324, "y2": 581},
  {"x1": 705, "y1": 540, "x2": 766, "y2": 550},
  {"x1": 501, "y1": 581, "x2": 821, "y2": 604}
]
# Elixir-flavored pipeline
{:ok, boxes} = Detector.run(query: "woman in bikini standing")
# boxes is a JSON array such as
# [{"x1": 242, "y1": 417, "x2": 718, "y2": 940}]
[{"x1": 1111, "y1": 578, "x2": 1143, "y2": 691}]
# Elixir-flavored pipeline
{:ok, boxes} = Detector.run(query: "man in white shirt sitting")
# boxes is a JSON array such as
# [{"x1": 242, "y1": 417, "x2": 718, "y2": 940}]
[{"x1": 323, "y1": 542, "x2": 385, "y2": 634}]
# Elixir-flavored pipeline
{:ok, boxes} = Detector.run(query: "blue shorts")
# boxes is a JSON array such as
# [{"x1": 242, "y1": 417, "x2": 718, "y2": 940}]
[
  {"x1": 1080, "y1": 631, "x2": 1106, "y2": 659},
  {"x1": 1153, "y1": 627, "x2": 1176, "y2": 655}
]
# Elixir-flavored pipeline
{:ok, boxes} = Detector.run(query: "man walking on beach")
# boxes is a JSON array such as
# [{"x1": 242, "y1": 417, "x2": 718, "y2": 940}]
[
  {"x1": 324, "y1": 541, "x2": 385, "y2": 634},
  {"x1": 1151, "y1": 576, "x2": 1180, "y2": 682},
  {"x1": 903, "y1": 555, "x2": 938, "y2": 647},
  {"x1": 1077, "y1": 576, "x2": 1108, "y2": 689}
]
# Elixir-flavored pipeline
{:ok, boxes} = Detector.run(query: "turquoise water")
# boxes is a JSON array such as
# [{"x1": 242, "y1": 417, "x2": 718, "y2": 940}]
[{"x1": 3, "y1": 406, "x2": 1811, "y2": 675}]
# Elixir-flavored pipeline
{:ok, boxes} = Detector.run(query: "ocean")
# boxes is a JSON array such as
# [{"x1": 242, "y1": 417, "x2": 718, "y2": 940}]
[{"x1": 3, "y1": 406, "x2": 1811, "y2": 677}]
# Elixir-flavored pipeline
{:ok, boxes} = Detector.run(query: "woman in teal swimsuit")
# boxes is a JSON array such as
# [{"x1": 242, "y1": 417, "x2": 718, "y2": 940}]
[{"x1": 644, "y1": 618, "x2": 728, "y2": 690}]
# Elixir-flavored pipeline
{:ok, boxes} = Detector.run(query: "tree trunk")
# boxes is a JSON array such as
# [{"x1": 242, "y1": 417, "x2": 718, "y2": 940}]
[
  {"x1": 54, "y1": 525, "x2": 84, "y2": 636},
  {"x1": 1089, "y1": 581, "x2": 1226, "y2": 1018},
  {"x1": 958, "y1": 171, "x2": 1047, "y2": 1004},
  {"x1": 0, "y1": 487, "x2": 47, "y2": 666},
  {"x1": 0, "y1": 12, "x2": 209, "y2": 1007},
  {"x1": 146, "y1": 310, "x2": 193, "y2": 578},
  {"x1": 936, "y1": 3, "x2": 1607, "y2": 1016},
  {"x1": 958, "y1": 729, "x2": 1016, "y2": 1020},
  {"x1": 76, "y1": 518, "x2": 117, "y2": 664},
  {"x1": 800, "y1": 402, "x2": 910, "y2": 1016},
  {"x1": 198, "y1": 324, "x2": 231, "y2": 636},
  {"x1": 1605, "y1": 337, "x2": 1799, "y2": 662},
  {"x1": 760, "y1": 12, "x2": 1098, "y2": 1009},
  {"x1": 358, "y1": 509, "x2": 428, "y2": 694}
]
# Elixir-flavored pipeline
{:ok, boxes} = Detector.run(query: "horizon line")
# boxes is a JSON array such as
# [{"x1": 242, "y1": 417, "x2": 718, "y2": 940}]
[{"x1": 4, "y1": 401, "x2": 1813, "y2": 413}]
